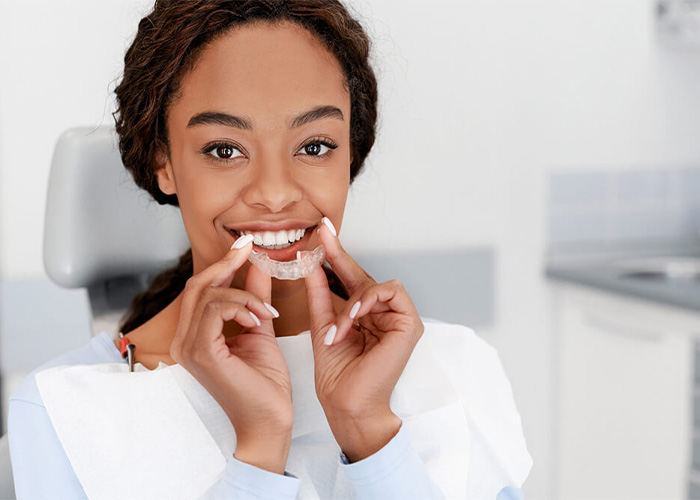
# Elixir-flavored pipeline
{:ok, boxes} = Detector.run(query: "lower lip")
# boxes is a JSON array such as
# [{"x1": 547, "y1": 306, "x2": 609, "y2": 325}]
[{"x1": 229, "y1": 226, "x2": 317, "y2": 262}]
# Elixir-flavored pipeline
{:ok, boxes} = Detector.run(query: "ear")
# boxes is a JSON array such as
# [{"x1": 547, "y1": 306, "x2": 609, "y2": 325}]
[{"x1": 154, "y1": 150, "x2": 177, "y2": 196}]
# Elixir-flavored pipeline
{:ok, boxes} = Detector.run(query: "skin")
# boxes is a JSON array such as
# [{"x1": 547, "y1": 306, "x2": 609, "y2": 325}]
[{"x1": 116, "y1": 20, "x2": 425, "y2": 470}]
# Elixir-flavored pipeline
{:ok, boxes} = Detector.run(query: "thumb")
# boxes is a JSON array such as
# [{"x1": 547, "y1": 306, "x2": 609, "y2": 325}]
[{"x1": 304, "y1": 266, "x2": 337, "y2": 348}]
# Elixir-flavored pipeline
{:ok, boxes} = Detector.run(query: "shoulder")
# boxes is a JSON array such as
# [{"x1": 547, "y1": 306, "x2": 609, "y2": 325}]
[
  {"x1": 419, "y1": 320, "x2": 506, "y2": 404},
  {"x1": 9, "y1": 332, "x2": 120, "y2": 407},
  {"x1": 420, "y1": 319, "x2": 515, "y2": 420},
  {"x1": 419, "y1": 317, "x2": 517, "y2": 418},
  {"x1": 419, "y1": 317, "x2": 533, "y2": 491},
  {"x1": 420, "y1": 317, "x2": 498, "y2": 361}
]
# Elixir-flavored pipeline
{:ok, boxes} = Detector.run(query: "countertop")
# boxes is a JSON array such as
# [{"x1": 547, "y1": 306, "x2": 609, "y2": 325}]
[{"x1": 544, "y1": 238, "x2": 700, "y2": 312}]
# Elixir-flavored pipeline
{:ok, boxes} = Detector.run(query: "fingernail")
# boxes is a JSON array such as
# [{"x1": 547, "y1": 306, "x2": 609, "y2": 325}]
[
  {"x1": 321, "y1": 217, "x2": 337, "y2": 237},
  {"x1": 296, "y1": 250, "x2": 302, "y2": 261},
  {"x1": 264, "y1": 302, "x2": 280, "y2": 318},
  {"x1": 249, "y1": 311, "x2": 261, "y2": 327},
  {"x1": 232, "y1": 234, "x2": 254, "y2": 249},
  {"x1": 349, "y1": 301, "x2": 361, "y2": 319},
  {"x1": 324, "y1": 324, "x2": 337, "y2": 345}
]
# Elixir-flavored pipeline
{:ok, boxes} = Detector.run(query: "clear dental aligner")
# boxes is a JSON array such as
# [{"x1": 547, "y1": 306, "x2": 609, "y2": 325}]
[{"x1": 249, "y1": 245, "x2": 326, "y2": 280}]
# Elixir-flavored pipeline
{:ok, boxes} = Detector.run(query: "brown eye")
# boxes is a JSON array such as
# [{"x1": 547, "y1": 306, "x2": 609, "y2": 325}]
[
  {"x1": 204, "y1": 142, "x2": 244, "y2": 161},
  {"x1": 213, "y1": 145, "x2": 241, "y2": 159},
  {"x1": 304, "y1": 143, "x2": 322, "y2": 155},
  {"x1": 218, "y1": 145, "x2": 234, "y2": 158},
  {"x1": 297, "y1": 139, "x2": 338, "y2": 158}
]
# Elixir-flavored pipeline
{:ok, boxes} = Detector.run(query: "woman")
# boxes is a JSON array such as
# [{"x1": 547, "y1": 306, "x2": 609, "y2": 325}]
[{"x1": 8, "y1": 1, "x2": 532, "y2": 498}]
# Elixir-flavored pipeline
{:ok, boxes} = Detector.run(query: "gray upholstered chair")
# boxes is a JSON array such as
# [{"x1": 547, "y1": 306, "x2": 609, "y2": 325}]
[
  {"x1": 0, "y1": 126, "x2": 189, "y2": 499},
  {"x1": 43, "y1": 126, "x2": 189, "y2": 334},
  {"x1": 0, "y1": 436, "x2": 12, "y2": 500}
]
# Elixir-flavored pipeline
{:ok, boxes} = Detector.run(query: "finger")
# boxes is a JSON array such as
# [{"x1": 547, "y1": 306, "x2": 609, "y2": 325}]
[
  {"x1": 193, "y1": 301, "x2": 262, "y2": 356},
  {"x1": 205, "y1": 235, "x2": 255, "y2": 289},
  {"x1": 318, "y1": 217, "x2": 375, "y2": 296},
  {"x1": 244, "y1": 263, "x2": 275, "y2": 337},
  {"x1": 331, "y1": 279, "x2": 419, "y2": 346},
  {"x1": 303, "y1": 265, "x2": 337, "y2": 348},
  {"x1": 173, "y1": 236, "x2": 253, "y2": 349},
  {"x1": 184, "y1": 287, "x2": 276, "y2": 352}
]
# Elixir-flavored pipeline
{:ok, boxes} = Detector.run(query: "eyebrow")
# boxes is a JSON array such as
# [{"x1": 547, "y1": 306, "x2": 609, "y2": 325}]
[{"x1": 186, "y1": 105, "x2": 344, "y2": 130}]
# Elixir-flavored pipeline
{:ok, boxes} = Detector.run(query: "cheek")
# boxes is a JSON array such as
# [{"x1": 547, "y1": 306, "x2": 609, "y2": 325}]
[
  {"x1": 176, "y1": 167, "x2": 245, "y2": 238},
  {"x1": 303, "y1": 165, "x2": 350, "y2": 219}
]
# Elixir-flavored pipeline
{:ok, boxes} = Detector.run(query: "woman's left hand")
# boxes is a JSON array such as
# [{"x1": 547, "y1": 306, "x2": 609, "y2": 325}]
[{"x1": 304, "y1": 218, "x2": 425, "y2": 462}]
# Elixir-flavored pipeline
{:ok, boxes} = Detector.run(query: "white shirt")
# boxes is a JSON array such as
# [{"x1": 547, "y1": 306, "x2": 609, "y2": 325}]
[{"x1": 8, "y1": 319, "x2": 532, "y2": 499}]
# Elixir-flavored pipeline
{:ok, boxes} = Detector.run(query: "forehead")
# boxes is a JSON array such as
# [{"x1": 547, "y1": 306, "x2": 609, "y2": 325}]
[{"x1": 173, "y1": 20, "x2": 350, "y2": 128}]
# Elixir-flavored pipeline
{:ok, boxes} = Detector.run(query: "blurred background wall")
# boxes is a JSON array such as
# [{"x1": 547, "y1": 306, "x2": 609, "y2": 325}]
[{"x1": 2, "y1": 1, "x2": 700, "y2": 498}]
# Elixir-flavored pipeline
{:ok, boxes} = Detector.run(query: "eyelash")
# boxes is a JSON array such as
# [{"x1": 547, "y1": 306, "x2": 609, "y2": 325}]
[{"x1": 201, "y1": 137, "x2": 339, "y2": 165}]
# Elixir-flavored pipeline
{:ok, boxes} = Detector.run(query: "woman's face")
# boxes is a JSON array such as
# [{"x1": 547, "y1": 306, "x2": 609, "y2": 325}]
[{"x1": 157, "y1": 20, "x2": 352, "y2": 287}]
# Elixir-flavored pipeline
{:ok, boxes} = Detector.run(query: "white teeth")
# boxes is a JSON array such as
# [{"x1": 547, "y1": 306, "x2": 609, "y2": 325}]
[
  {"x1": 275, "y1": 230, "x2": 288, "y2": 245},
  {"x1": 238, "y1": 227, "x2": 307, "y2": 249},
  {"x1": 263, "y1": 232, "x2": 276, "y2": 246}
]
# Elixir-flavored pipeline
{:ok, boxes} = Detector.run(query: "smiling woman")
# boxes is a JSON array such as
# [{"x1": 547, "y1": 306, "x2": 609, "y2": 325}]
[
  {"x1": 7, "y1": 1, "x2": 532, "y2": 499},
  {"x1": 115, "y1": 8, "x2": 368, "y2": 339},
  {"x1": 134, "y1": 19, "x2": 355, "y2": 340}
]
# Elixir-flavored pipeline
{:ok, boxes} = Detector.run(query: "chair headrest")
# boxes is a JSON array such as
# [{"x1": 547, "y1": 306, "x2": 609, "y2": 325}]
[{"x1": 44, "y1": 126, "x2": 190, "y2": 288}]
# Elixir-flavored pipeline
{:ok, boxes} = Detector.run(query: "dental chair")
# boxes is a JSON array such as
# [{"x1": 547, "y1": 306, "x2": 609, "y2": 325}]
[
  {"x1": 0, "y1": 126, "x2": 189, "y2": 499},
  {"x1": 42, "y1": 126, "x2": 190, "y2": 334}
]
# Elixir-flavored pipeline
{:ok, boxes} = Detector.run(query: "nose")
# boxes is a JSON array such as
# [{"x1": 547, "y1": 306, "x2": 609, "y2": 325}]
[{"x1": 242, "y1": 153, "x2": 303, "y2": 212}]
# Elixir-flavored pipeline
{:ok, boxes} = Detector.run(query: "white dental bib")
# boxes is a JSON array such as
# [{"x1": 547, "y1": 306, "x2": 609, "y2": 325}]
[{"x1": 35, "y1": 322, "x2": 531, "y2": 499}]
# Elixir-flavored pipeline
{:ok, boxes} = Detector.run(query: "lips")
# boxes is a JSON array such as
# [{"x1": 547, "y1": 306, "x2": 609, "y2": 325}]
[{"x1": 227, "y1": 223, "x2": 318, "y2": 262}]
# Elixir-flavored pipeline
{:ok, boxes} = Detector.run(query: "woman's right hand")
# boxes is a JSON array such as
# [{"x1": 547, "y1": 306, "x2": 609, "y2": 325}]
[{"x1": 168, "y1": 237, "x2": 294, "y2": 461}]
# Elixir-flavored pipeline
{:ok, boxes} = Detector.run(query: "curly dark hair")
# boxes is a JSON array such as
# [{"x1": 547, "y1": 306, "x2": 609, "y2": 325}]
[{"x1": 113, "y1": 0, "x2": 378, "y2": 334}]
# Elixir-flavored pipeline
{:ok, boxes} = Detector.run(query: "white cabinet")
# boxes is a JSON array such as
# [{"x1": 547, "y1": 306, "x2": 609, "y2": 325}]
[{"x1": 552, "y1": 283, "x2": 698, "y2": 500}]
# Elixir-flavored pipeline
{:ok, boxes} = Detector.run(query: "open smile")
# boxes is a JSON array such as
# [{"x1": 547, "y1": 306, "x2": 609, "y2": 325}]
[{"x1": 226, "y1": 222, "x2": 319, "y2": 261}]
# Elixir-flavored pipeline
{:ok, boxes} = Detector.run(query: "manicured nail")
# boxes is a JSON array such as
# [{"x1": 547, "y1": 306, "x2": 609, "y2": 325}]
[
  {"x1": 324, "y1": 324, "x2": 337, "y2": 345},
  {"x1": 349, "y1": 301, "x2": 361, "y2": 319},
  {"x1": 321, "y1": 217, "x2": 337, "y2": 237},
  {"x1": 296, "y1": 251, "x2": 302, "y2": 261},
  {"x1": 264, "y1": 302, "x2": 280, "y2": 318},
  {"x1": 249, "y1": 311, "x2": 261, "y2": 327},
  {"x1": 232, "y1": 234, "x2": 254, "y2": 249}
]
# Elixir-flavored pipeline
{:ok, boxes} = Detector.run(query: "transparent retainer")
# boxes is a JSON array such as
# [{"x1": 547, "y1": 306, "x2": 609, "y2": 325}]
[{"x1": 248, "y1": 245, "x2": 326, "y2": 280}]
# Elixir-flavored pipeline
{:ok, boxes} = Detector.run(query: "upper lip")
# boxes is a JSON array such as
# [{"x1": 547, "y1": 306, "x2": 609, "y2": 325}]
[{"x1": 226, "y1": 220, "x2": 318, "y2": 233}]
